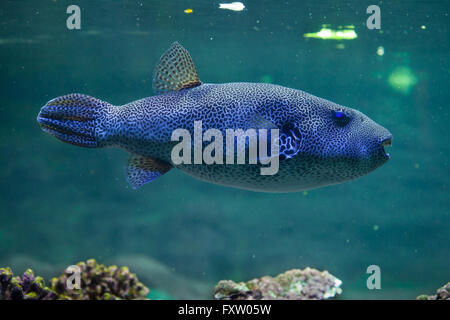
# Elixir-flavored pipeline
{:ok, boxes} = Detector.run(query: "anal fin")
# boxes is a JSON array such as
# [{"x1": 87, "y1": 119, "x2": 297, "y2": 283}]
[{"x1": 126, "y1": 155, "x2": 172, "y2": 189}]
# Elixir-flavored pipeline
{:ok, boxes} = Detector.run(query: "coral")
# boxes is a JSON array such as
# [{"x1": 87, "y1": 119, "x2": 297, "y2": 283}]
[
  {"x1": 0, "y1": 259, "x2": 149, "y2": 300},
  {"x1": 417, "y1": 282, "x2": 449, "y2": 300},
  {"x1": 0, "y1": 267, "x2": 58, "y2": 300},
  {"x1": 214, "y1": 267, "x2": 342, "y2": 300},
  {"x1": 50, "y1": 259, "x2": 149, "y2": 300}
]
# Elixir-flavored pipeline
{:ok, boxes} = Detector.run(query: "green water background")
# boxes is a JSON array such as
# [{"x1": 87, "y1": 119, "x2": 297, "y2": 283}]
[{"x1": 0, "y1": 0, "x2": 448, "y2": 299}]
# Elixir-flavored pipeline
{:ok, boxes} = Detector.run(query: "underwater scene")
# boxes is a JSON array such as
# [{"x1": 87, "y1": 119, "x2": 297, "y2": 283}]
[{"x1": 0, "y1": 0, "x2": 449, "y2": 300}]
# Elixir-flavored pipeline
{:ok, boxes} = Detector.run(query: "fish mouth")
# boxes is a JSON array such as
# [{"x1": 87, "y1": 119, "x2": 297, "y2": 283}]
[{"x1": 381, "y1": 136, "x2": 393, "y2": 159}]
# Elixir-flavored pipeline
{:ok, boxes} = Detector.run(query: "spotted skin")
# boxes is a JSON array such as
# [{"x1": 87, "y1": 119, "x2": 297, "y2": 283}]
[
  {"x1": 37, "y1": 43, "x2": 392, "y2": 193},
  {"x1": 38, "y1": 82, "x2": 392, "y2": 192}
]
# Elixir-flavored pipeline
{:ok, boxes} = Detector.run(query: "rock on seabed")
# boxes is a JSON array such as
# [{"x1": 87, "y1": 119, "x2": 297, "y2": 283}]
[{"x1": 214, "y1": 267, "x2": 343, "y2": 300}]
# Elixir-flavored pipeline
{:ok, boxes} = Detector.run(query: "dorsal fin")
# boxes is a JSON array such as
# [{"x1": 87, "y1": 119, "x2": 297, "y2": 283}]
[{"x1": 152, "y1": 42, "x2": 202, "y2": 94}]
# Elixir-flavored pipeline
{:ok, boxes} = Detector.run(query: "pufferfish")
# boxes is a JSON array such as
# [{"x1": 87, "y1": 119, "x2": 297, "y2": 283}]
[{"x1": 37, "y1": 42, "x2": 392, "y2": 192}]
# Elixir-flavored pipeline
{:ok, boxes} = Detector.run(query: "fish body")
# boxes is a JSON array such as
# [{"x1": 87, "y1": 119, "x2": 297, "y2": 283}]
[{"x1": 37, "y1": 42, "x2": 392, "y2": 192}]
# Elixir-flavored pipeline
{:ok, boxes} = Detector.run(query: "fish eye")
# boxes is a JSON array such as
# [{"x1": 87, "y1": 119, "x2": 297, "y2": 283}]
[{"x1": 332, "y1": 109, "x2": 350, "y2": 126}]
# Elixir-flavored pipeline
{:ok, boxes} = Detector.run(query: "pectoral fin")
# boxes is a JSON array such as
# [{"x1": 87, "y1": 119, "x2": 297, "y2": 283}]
[
  {"x1": 249, "y1": 114, "x2": 303, "y2": 161},
  {"x1": 248, "y1": 113, "x2": 278, "y2": 130},
  {"x1": 126, "y1": 155, "x2": 172, "y2": 189},
  {"x1": 279, "y1": 121, "x2": 303, "y2": 160},
  {"x1": 152, "y1": 42, "x2": 202, "y2": 94}
]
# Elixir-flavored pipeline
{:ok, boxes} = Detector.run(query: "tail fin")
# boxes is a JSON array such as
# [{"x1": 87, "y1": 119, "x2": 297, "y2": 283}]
[{"x1": 37, "y1": 94, "x2": 112, "y2": 148}]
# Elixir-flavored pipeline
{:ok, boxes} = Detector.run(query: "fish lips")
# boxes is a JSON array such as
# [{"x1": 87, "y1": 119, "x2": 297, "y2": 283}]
[{"x1": 380, "y1": 135, "x2": 393, "y2": 160}]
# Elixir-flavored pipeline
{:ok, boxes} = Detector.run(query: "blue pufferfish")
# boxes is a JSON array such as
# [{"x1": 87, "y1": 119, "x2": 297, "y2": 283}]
[{"x1": 37, "y1": 42, "x2": 392, "y2": 192}]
